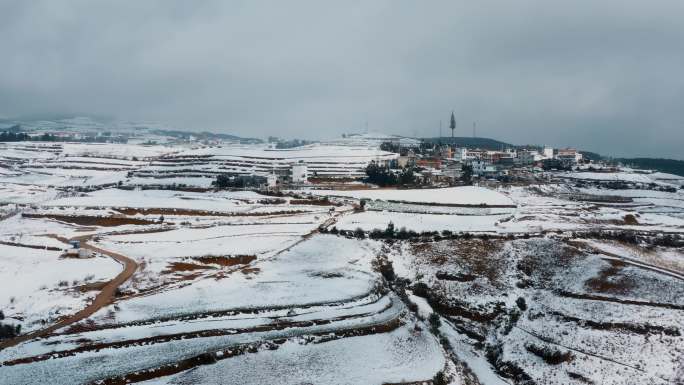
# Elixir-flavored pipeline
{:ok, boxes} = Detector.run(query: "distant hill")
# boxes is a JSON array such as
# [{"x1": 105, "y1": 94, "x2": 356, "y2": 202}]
[
  {"x1": 422, "y1": 136, "x2": 516, "y2": 150},
  {"x1": 614, "y1": 158, "x2": 684, "y2": 177},
  {"x1": 0, "y1": 116, "x2": 262, "y2": 144},
  {"x1": 149, "y1": 129, "x2": 261, "y2": 143}
]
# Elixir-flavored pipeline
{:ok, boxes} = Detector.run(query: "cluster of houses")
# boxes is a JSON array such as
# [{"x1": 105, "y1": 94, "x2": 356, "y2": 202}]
[
  {"x1": 252, "y1": 141, "x2": 585, "y2": 188},
  {"x1": 208, "y1": 132, "x2": 586, "y2": 189},
  {"x1": 392, "y1": 145, "x2": 584, "y2": 184}
]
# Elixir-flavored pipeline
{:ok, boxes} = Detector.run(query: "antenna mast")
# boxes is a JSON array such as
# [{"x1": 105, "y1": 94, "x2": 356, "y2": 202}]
[{"x1": 449, "y1": 111, "x2": 456, "y2": 143}]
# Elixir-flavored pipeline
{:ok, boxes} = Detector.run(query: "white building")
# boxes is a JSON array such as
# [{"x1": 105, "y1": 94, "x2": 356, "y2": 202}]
[
  {"x1": 556, "y1": 148, "x2": 583, "y2": 163},
  {"x1": 453, "y1": 148, "x2": 469, "y2": 162},
  {"x1": 63, "y1": 247, "x2": 92, "y2": 259},
  {"x1": 517, "y1": 150, "x2": 543, "y2": 165},
  {"x1": 471, "y1": 159, "x2": 497, "y2": 176},
  {"x1": 542, "y1": 146, "x2": 554, "y2": 159},
  {"x1": 266, "y1": 174, "x2": 278, "y2": 188},
  {"x1": 291, "y1": 163, "x2": 308, "y2": 183}
]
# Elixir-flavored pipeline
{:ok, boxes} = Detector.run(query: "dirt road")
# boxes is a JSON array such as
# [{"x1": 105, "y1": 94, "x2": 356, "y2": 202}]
[{"x1": 0, "y1": 236, "x2": 138, "y2": 350}]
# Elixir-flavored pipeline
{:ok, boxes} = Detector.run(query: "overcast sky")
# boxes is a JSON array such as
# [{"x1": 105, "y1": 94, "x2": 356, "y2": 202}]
[{"x1": 1, "y1": 1, "x2": 683, "y2": 158}]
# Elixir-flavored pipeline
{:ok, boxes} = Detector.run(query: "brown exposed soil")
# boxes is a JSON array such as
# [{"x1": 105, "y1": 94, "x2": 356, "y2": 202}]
[
  {"x1": 0, "y1": 240, "x2": 63, "y2": 251},
  {"x1": 555, "y1": 289, "x2": 684, "y2": 310},
  {"x1": 551, "y1": 311, "x2": 680, "y2": 336},
  {"x1": 22, "y1": 213, "x2": 158, "y2": 227},
  {"x1": 112, "y1": 207, "x2": 308, "y2": 217},
  {"x1": 191, "y1": 254, "x2": 256, "y2": 267},
  {"x1": 162, "y1": 262, "x2": 214, "y2": 273},
  {"x1": 585, "y1": 259, "x2": 635, "y2": 294},
  {"x1": 289, "y1": 198, "x2": 334, "y2": 206},
  {"x1": 240, "y1": 267, "x2": 261, "y2": 276},
  {"x1": 623, "y1": 214, "x2": 639, "y2": 225},
  {"x1": 432, "y1": 301, "x2": 506, "y2": 323},
  {"x1": 411, "y1": 239, "x2": 505, "y2": 285}
]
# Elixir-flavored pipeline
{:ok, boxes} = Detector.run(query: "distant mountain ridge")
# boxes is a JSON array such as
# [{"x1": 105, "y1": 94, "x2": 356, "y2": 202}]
[{"x1": 0, "y1": 116, "x2": 261, "y2": 144}]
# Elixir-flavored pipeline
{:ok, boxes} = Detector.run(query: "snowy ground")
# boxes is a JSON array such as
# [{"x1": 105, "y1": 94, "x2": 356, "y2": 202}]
[
  {"x1": 310, "y1": 185, "x2": 515, "y2": 206},
  {"x1": 1, "y1": 150, "x2": 683, "y2": 385},
  {"x1": 0, "y1": 243, "x2": 121, "y2": 332}
]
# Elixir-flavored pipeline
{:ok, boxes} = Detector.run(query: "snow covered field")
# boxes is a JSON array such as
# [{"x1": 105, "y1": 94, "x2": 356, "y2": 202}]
[
  {"x1": 140, "y1": 326, "x2": 444, "y2": 385},
  {"x1": 311, "y1": 185, "x2": 515, "y2": 206},
  {"x1": 0, "y1": 244, "x2": 121, "y2": 332},
  {"x1": 1, "y1": 143, "x2": 683, "y2": 385}
]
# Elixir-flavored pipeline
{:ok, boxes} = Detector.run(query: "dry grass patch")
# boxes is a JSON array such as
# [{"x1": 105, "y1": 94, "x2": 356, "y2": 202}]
[
  {"x1": 584, "y1": 259, "x2": 634, "y2": 294},
  {"x1": 191, "y1": 254, "x2": 256, "y2": 267},
  {"x1": 411, "y1": 239, "x2": 505, "y2": 285}
]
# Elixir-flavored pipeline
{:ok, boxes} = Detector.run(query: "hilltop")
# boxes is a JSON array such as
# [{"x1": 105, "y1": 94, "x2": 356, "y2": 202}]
[{"x1": 422, "y1": 136, "x2": 517, "y2": 150}]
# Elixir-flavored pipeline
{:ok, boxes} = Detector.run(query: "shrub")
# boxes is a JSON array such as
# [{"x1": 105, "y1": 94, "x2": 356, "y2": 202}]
[
  {"x1": 369, "y1": 228, "x2": 383, "y2": 239},
  {"x1": 196, "y1": 352, "x2": 218, "y2": 365},
  {"x1": 378, "y1": 261, "x2": 395, "y2": 282},
  {"x1": 412, "y1": 282, "x2": 430, "y2": 299},
  {"x1": 0, "y1": 322, "x2": 21, "y2": 340},
  {"x1": 432, "y1": 370, "x2": 448, "y2": 385},
  {"x1": 525, "y1": 343, "x2": 573, "y2": 365},
  {"x1": 384, "y1": 222, "x2": 395, "y2": 238},
  {"x1": 429, "y1": 312, "x2": 441, "y2": 329},
  {"x1": 515, "y1": 297, "x2": 527, "y2": 311},
  {"x1": 623, "y1": 214, "x2": 638, "y2": 225}
]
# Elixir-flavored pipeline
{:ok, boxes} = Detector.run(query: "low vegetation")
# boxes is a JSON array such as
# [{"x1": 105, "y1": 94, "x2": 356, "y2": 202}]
[
  {"x1": 0, "y1": 310, "x2": 22, "y2": 340},
  {"x1": 525, "y1": 343, "x2": 574, "y2": 365}
]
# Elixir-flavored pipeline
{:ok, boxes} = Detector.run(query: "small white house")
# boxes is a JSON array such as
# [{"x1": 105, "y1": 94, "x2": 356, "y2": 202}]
[
  {"x1": 63, "y1": 248, "x2": 92, "y2": 258},
  {"x1": 517, "y1": 150, "x2": 543, "y2": 165},
  {"x1": 63, "y1": 240, "x2": 92, "y2": 258},
  {"x1": 267, "y1": 174, "x2": 278, "y2": 188},
  {"x1": 471, "y1": 159, "x2": 498, "y2": 176},
  {"x1": 453, "y1": 148, "x2": 469, "y2": 162},
  {"x1": 291, "y1": 163, "x2": 308, "y2": 183}
]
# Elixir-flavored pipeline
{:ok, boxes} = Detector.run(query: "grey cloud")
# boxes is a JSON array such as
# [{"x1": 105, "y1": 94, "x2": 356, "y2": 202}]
[{"x1": 1, "y1": 0, "x2": 683, "y2": 158}]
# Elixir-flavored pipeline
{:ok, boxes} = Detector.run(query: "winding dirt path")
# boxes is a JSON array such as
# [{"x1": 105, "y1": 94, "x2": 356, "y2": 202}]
[{"x1": 0, "y1": 235, "x2": 138, "y2": 350}]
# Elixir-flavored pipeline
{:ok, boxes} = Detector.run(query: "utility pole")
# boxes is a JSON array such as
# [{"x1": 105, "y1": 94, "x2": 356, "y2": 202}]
[
  {"x1": 473, "y1": 121, "x2": 476, "y2": 138},
  {"x1": 439, "y1": 120, "x2": 442, "y2": 138}
]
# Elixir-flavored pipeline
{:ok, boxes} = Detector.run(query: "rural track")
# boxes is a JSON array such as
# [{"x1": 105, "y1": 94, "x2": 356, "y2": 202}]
[
  {"x1": 571, "y1": 240, "x2": 684, "y2": 282},
  {"x1": 271, "y1": 207, "x2": 353, "y2": 258},
  {"x1": 0, "y1": 235, "x2": 138, "y2": 350}
]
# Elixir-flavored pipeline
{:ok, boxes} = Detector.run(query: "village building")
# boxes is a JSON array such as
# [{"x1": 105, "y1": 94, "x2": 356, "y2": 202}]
[
  {"x1": 62, "y1": 240, "x2": 92, "y2": 259},
  {"x1": 556, "y1": 148, "x2": 583, "y2": 163},
  {"x1": 291, "y1": 163, "x2": 308, "y2": 183}
]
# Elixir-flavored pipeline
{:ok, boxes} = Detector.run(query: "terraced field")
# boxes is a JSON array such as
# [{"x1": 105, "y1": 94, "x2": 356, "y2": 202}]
[{"x1": 1, "y1": 154, "x2": 683, "y2": 384}]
